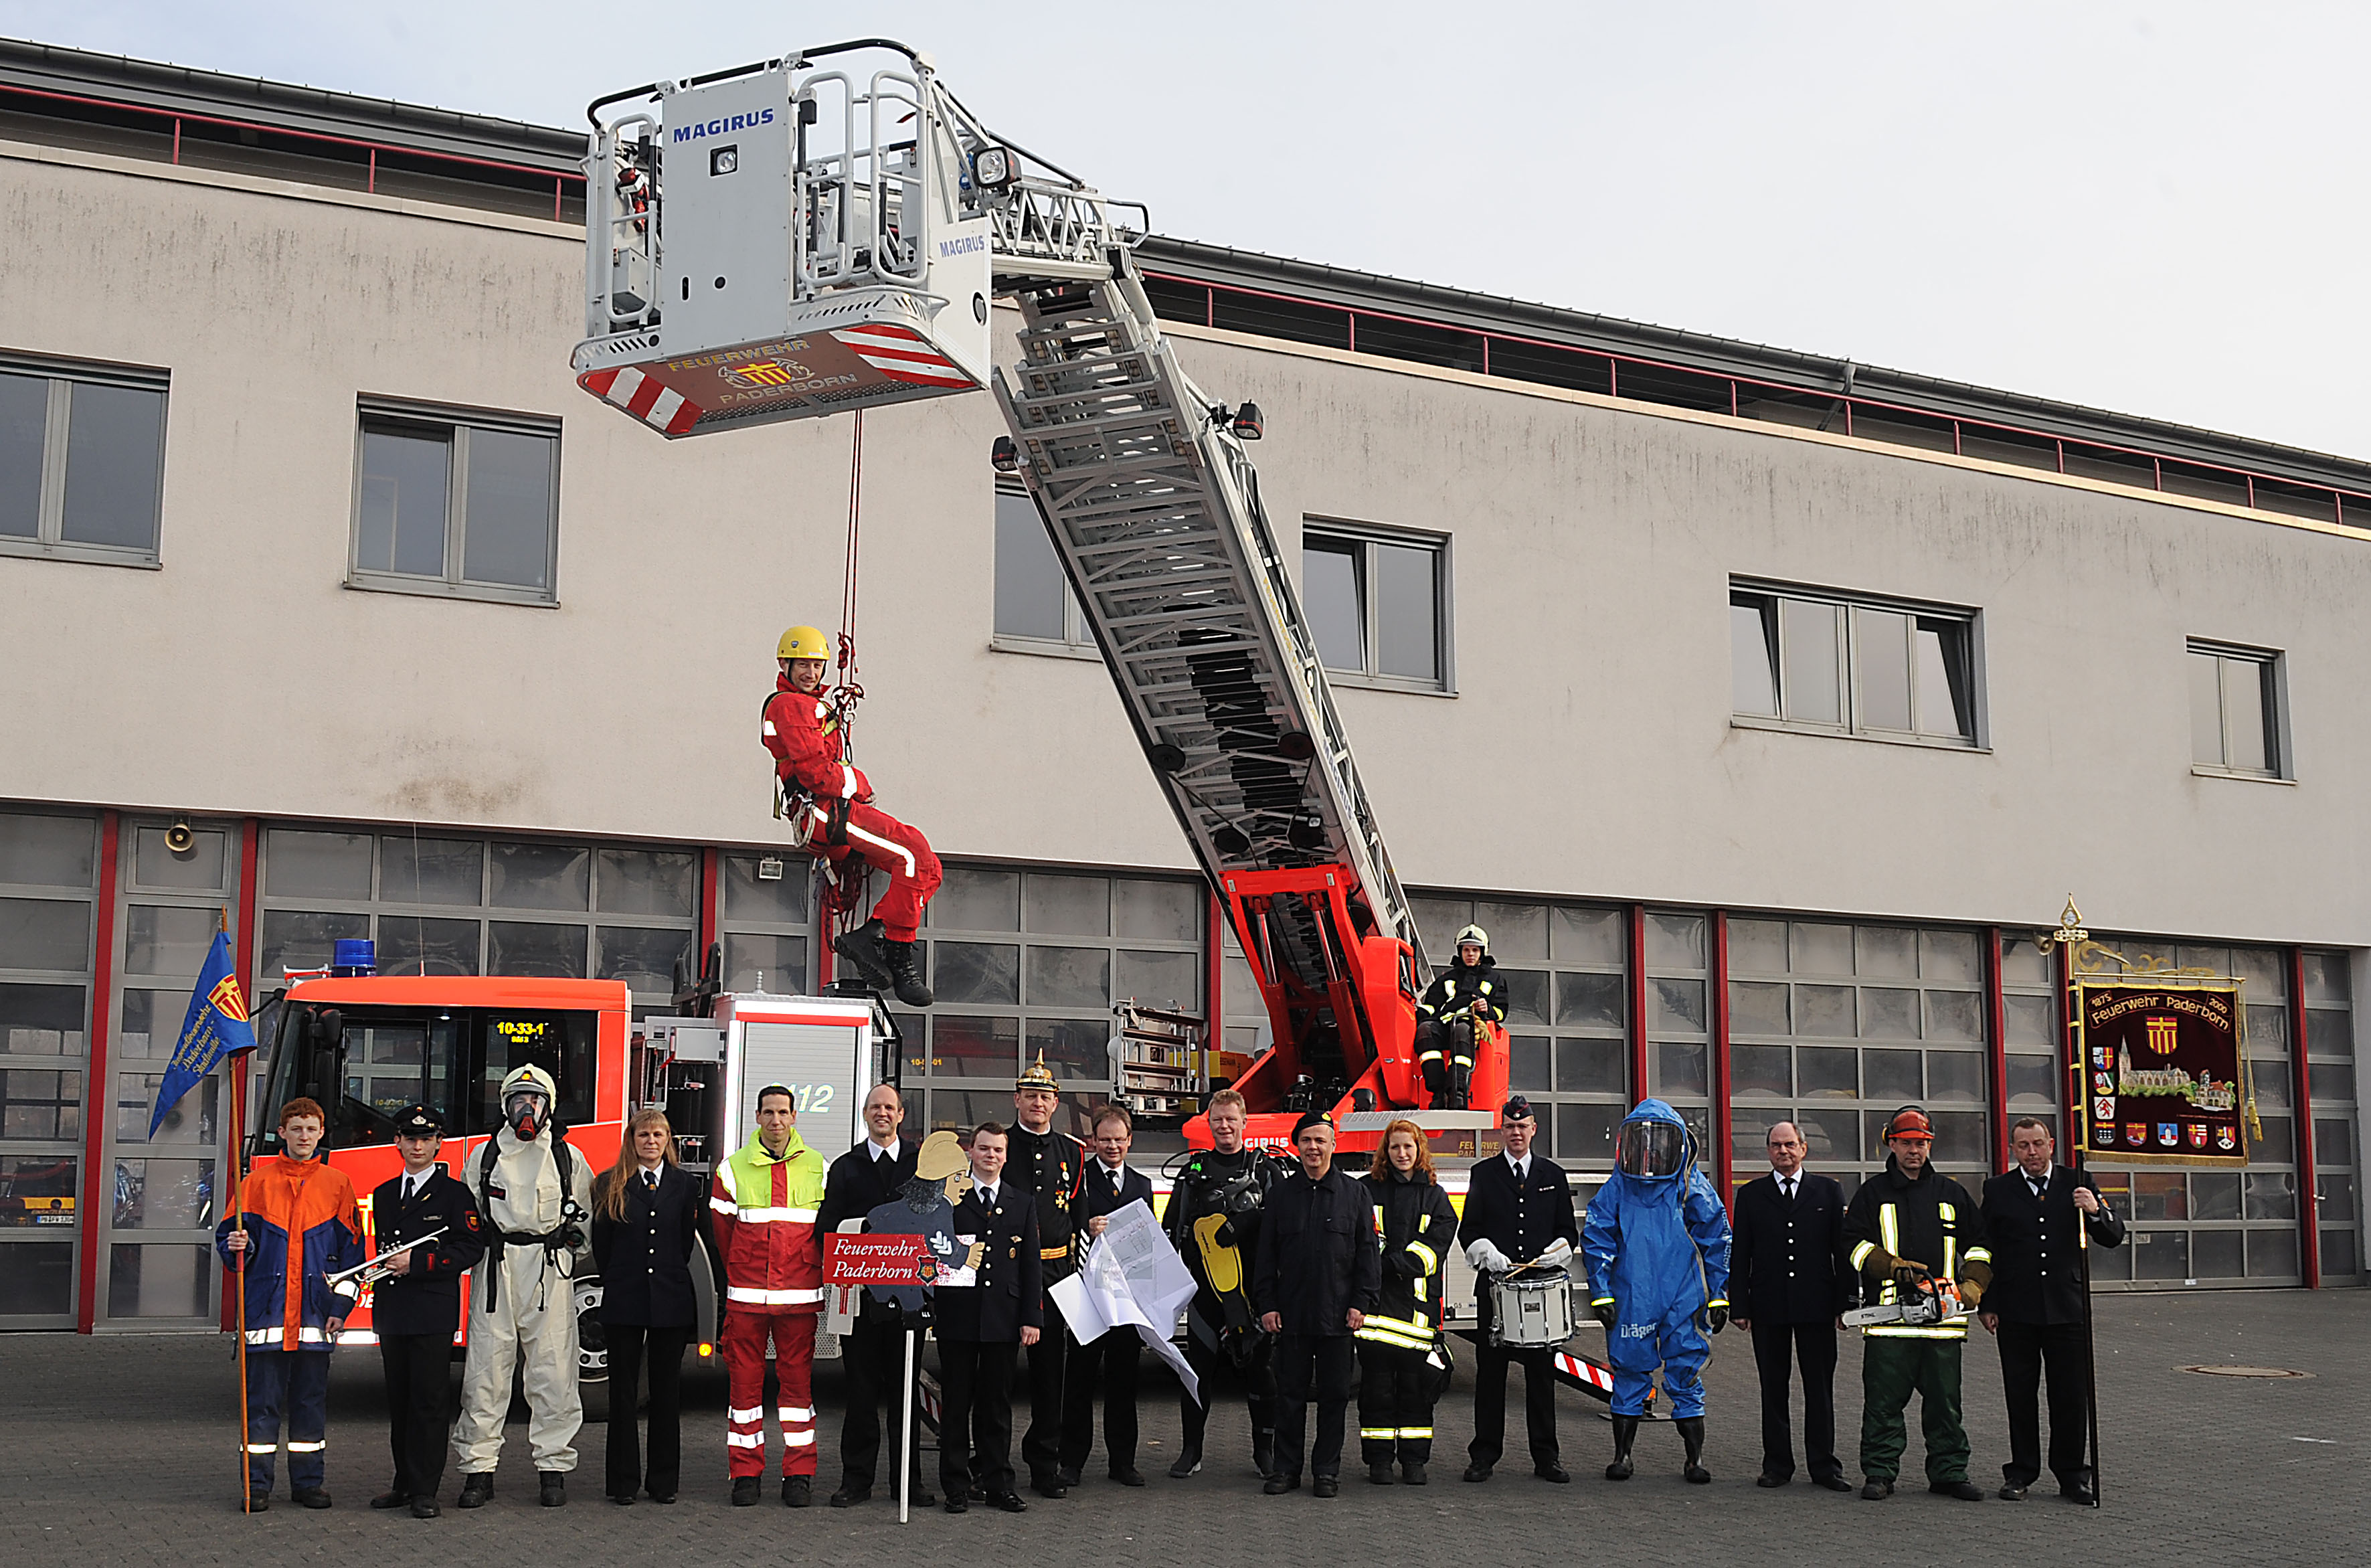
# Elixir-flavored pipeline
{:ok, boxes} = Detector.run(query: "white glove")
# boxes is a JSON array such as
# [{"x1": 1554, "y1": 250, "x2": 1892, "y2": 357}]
[
  {"x1": 1466, "y1": 1239, "x2": 1512, "y2": 1274},
  {"x1": 1537, "y1": 1238, "x2": 1574, "y2": 1269}
]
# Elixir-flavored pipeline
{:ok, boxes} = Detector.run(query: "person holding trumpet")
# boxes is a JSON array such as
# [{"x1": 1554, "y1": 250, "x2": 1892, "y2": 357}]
[{"x1": 366, "y1": 1106, "x2": 487, "y2": 1518}]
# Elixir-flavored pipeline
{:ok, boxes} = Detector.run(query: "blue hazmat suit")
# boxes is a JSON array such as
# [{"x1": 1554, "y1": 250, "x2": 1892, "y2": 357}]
[{"x1": 1581, "y1": 1099, "x2": 1733, "y2": 1418}]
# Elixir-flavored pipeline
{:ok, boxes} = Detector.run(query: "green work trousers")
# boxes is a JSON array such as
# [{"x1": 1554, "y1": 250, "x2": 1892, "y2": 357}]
[{"x1": 1858, "y1": 1336, "x2": 1969, "y2": 1486}]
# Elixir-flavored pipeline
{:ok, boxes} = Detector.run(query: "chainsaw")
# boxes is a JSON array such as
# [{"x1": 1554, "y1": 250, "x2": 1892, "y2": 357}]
[{"x1": 1844, "y1": 1274, "x2": 1961, "y2": 1328}]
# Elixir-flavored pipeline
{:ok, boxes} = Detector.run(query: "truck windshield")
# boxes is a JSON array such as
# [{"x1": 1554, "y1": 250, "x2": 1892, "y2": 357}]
[{"x1": 256, "y1": 1002, "x2": 594, "y2": 1151}]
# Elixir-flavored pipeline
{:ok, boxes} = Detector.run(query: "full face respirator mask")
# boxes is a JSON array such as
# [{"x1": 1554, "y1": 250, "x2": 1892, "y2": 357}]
[{"x1": 505, "y1": 1090, "x2": 549, "y2": 1141}]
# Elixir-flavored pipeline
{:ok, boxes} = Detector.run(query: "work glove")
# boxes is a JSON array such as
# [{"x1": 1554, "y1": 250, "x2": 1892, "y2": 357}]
[
  {"x1": 1955, "y1": 1277, "x2": 1984, "y2": 1311},
  {"x1": 1536, "y1": 1237, "x2": 1574, "y2": 1270},
  {"x1": 1591, "y1": 1297, "x2": 1617, "y2": 1330},
  {"x1": 1466, "y1": 1239, "x2": 1512, "y2": 1274},
  {"x1": 1891, "y1": 1260, "x2": 1931, "y2": 1298},
  {"x1": 1701, "y1": 1299, "x2": 1729, "y2": 1335}
]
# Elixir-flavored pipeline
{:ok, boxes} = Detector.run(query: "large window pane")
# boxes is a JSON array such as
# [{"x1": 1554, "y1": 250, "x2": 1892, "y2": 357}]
[
  {"x1": 932, "y1": 942, "x2": 1019, "y2": 1007},
  {"x1": 460, "y1": 428, "x2": 555, "y2": 589},
  {"x1": 1914, "y1": 618, "x2": 1975, "y2": 737},
  {"x1": 0, "y1": 1156, "x2": 78, "y2": 1228},
  {"x1": 1, "y1": 1068, "x2": 82, "y2": 1138},
  {"x1": 134, "y1": 826, "x2": 226, "y2": 891},
  {"x1": 723, "y1": 853, "x2": 808, "y2": 924},
  {"x1": 375, "y1": 917, "x2": 480, "y2": 978},
  {"x1": 1025, "y1": 1017, "x2": 1112, "y2": 1079},
  {"x1": 1780, "y1": 599, "x2": 1841, "y2": 723},
  {"x1": 59, "y1": 383, "x2": 165, "y2": 550},
  {"x1": 596, "y1": 926, "x2": 692, "y2": 994},
  {"x1": 1025, "y1": 875, "x2": 1108, "y2": 937},
  {"x1": 382, "y1": 836, "x2": 483, "y2": 906},
  {"x1": 258, "y1": 909, "x2": 370, "y2": 981},
  {"x1": 1373, "y1": 541, "x2": 1438, "y2": 681},
  {"x1": 1730, "y1": 598, "x2": 1777, "y2": 715},
  {"x1": 0, "y1": 372, "x2": 44, "y2": 538},
  {"x1": 112, "y1": 1158, "x2": 215, "y2": 1229},
  {"x1": 596, "y1": 849, "x2": 694, "y2": 917},
  {"x1": 932, "y1": 868, "x2": 1019, "y2": 932},
  {"x1": 723, "y1": 932, "x2": 806, "y2": 994},
  {"x1": 2221, "y1": 657, "x2": 2271, "y2": 773},
  {"x1": 264, "y1": 830, "x2": 372, "y2": 900},
  {"x1": 0, "y1": 811, "x2": 96, "y2": 887},
  {"x1": 1555, "y1": 971, "x2": 1623, "y2": 1030},
  {"x1": 0, "y1": 898, "x2": 90, "y2": 972},
  {"x1": 1116, "y1": 950, "x2": 1199, "y2": 1009},
  {"x1": 123, "y1": 905, "x2": 216, "y2": 978},
  {"x1": 1114, "y1": 879, "x2": 1197, "y2": 943},
  {"x1": 1553, "y1": 905, "x2": 1623, "y2": 965},
  {"x1": 1853, "y1": 606, "x2": 1912, "y2": 730},
  {"x1": 994, "y1": 490, "x2": 1067, "y2": 640},
  {"x1": 1027, "y1": 947, "x2": 1110, "y2": 1008},
  {"x1": 0, "y1": 982, "x2": 84, "y2": 1053},
  {"x1": 493, "y1": 842, "x2": 590, "y2": 910},
  {"x1": 487, "y1": 922, "x2": 586, "y2": 978},
  {"x1": 1304, "y1": 537, "x2": 1364, "y2": 672},
  {"x1": 1554, "y1": 1038, "x2": 1625, "y2": 1094},
  {"x1": 106, "y1": 1243, "x2": 211, "y2": 1318},
  {"x1": 118, "y1": 1073, "x2": 214, "y2": 1145},
  {"x1": 357, "y1": 424, "x2": 450, "y2": 578},
  {"x1": 2187, "y1": 653, "x2": 2224, "y2": 766}
]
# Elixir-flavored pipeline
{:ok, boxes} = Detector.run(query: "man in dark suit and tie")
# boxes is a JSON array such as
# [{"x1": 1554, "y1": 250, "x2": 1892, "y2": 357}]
[
  {"x1": 1060, "y1": 1104, "x2": 1156, "y2": 1488},
  {"x1": 934, "y1": 1122, "x2": 1041, "y2": 1514},
  {"x1": 818, "y1": 1084, "x2": 928, "y2": 1508},
  {"x1": 1728, "y1": 1120, "x2": 1853, "y2": 1492},
  {"x1": 367, "y1": 1106, "x2": 487, "y2": 1518},
  {"x1": 1456, "y1": 1096, "x2": 1580, "y2": 1484},
  {"x1": 1978, "y1": 1117, "x2": 2123, "y2": 1504}
]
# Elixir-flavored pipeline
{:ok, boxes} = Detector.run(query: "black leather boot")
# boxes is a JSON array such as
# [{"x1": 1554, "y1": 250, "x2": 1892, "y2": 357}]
[
  {"x1": 1447, "y1": 1063, "x2": 1472, "y2": 1111},
  {"x1": 457, "y1": 1474, "x2": 493, "y2": 1508},
  {"x1": 1605, "y1": 1415, "x2": 1638, "y2": 1481},
  {"x1": 830, "y1": 919, "x2": 895, "y2": 988},
  {"x1": 1253, "y1": 1429, "x2": 1277, "y2": 1480},
  {"x1": 883, "y1": 940, "x2": 934, "y2": 1007},
  {"x1": 1167, "y1": 1440, "x2": 1203, "y2": 1479},
  {"x1": 1677, "y1": 1417, "x2": 1710, "y2": 1484}
]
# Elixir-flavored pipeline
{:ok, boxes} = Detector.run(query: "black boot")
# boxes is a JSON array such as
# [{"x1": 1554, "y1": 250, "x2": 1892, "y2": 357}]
[
  {"x1": 1677, "y1": 1417, "x2": 1710, "y2": 1484},
  {"x1": 1253, "y1": 1427, "x2": 1277, "y2": 1481},
  {"x1": 538, "y1": 1472, "x2": 566, "y2": 1508},
  {"x1": 1447, "y1": 1063, "x2": 1472, "y2": 1111},
  {"x1": 1167, "y1": 1440, "x2": 1203, "y2": 1479},
  {"x1": 883, "y1": 939, "x2": 934, "y2": 1008},
  {"x1": 457, "y1": 1474, "x2": 493, "y2": 1509},
  {"x1": 831, "y1": 919, "x2": 896, "y2": 988},
  {"x1": 1605, "y1": 1415, "x2": 1638, "y2": 1481}
]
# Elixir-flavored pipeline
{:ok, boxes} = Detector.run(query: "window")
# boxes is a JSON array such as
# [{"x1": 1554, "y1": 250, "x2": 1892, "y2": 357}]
[
  {"x1": 1731, "y1": 583, "x2": 1977, "y2": 744},
  {"x1": 1304, "y1": 523, "x2": 1450, "y2": 690},
  {"x1": 2188, "y1": 642, "x2": 2284, "y2": 778},
  {"x1": 991, "y1": 487, "x2": 1094, "y2": 653},
  {"x1": 350, "y1": 403, "x2": 559, "y2": 603},
  {"x1": 0, "y1": 357, "x2": 167, "y2": 565}
]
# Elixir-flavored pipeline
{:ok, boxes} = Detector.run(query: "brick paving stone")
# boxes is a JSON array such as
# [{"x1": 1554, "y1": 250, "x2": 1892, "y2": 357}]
[{"x1": 5, "y1": 1289, "x2": 2363, "y2": 1568}]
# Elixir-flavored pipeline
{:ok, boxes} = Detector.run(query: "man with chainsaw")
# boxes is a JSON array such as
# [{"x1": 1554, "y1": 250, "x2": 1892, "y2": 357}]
[
  {"x1": 763, "y1": 626, "x2": 942, "y2": 1007},
  {"x1": 453, "y1": 1065, "x2": 597, "y2": 1508},
  {"x1": 1413, "y1": 924, "x2": 1502, "y2": 1110},
  {"x1": 1841, "y1": 1105, "x2": 1994, "y2": 1502},
  {"x1": 1164, "y1": 1087, "x2": 1287, "y2": 1481},
  {"x1": 1582, "y1": 1098, "x2": 1732, "y2": 1486}
]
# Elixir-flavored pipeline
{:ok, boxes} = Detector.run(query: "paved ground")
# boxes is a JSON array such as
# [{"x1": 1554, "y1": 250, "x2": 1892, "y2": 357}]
[{"x1": 5, "y1": 1290, "x2": 2364, "y2": 1567}]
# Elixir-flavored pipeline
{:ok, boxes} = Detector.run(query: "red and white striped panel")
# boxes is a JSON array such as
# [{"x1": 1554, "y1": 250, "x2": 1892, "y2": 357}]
[
  {"x1": 1553, "y1": 1349, "x2": 1620, "y2": 1401},
  {"x1": 830, "y1": 324, "x2": 974, "y2": 389},
  {"x1": 580, "y1": 366, "x2": 701, "y2": 435}
]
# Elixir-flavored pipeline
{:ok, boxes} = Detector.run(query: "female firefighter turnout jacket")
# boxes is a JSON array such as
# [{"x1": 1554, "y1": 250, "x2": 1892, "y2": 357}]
[
  {"x1": 1841, "y1": 1156, "x2": 1994, "y2": 1340},
  {"x1": 712, "y1": 1127, "x2": 829, "y2": 1310},
  {"x1": 215, "y1": 1153, "x2": 365, "y2": 1348},
  {"x1": 1355, "y1": 1167, "x2": 1459, "y2": 1353}
]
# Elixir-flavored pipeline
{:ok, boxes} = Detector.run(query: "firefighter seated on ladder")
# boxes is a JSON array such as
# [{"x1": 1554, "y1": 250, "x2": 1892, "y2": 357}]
[
  {"x1": 762, "y1": 626, "x2": 943, "y2": 1006},
  {"x1": 1413, "y1": 925, "x2": 1502, "y2": 1111}
]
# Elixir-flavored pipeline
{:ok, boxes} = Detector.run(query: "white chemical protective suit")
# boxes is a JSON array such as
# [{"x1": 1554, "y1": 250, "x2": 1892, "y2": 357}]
[{"x1": 453, "y1": 1065, "x2": 596, "y2": 1476}]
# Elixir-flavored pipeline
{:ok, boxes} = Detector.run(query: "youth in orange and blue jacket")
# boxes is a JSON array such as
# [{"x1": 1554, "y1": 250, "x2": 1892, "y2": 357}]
[{"x1": 215, "y1": 1152, "x2": 363, "y2": 1500}]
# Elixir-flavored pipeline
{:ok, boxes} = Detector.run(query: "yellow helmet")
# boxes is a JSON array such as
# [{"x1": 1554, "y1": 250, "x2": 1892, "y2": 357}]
[{"x1": 776, "y1": 624, "x2": 830, "y2": 661}]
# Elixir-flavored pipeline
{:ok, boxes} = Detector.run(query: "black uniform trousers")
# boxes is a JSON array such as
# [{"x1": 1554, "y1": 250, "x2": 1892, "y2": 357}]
[
  {"x1": 1356, "y1": 1342, "x2": 1436, "y2": 1465},
  {"x1": 602, "y1": 1325, "x2": 689, "y2": 1500},
  {"x1": 839, "y1": 1308, "x2": 928, "y2": 1495},
  {"x1": 1750, "y1": 1319, "x2": 1841, "y2": 1481},
  {"x1": 938, "y1": 1338, "x2": 1019, "y2": 1497},
  {"x1": 1998, "y1": 1318, "x2": 2091, "y2": 1487},
  {"x1": 1469, "y1": 1342, "x2": 1558, "y2": 1468},
  {"x1": 1060, "y1": 1328, "x2": 1140, "y2": 1475},
  {"x1": 378, "y1": 1332, "x2": 453, "y2": 1499},
  {"x1": 1180, "y1": 1292, "x2": 1276, "y2": 1453},
  {"x1": 1019, "y1": 1294, "x2": 1073, "y2": 1482},
  {"x1": 1271, "y1": 1334, "x2": 1356, "y2": 1480}
]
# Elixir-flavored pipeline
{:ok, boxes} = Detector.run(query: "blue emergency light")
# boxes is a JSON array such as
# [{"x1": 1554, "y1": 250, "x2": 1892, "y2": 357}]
[{"x1": 330, "y1": 939, "x2": 377, "y2": 977}]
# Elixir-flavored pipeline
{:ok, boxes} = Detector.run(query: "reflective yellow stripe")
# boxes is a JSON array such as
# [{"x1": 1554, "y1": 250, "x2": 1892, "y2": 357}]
[
  {"x1": 1397, "y1": 1427, "x2": 1433, "y2": 1439},
  {"x1": 245, "y1": 1444, "x2": 277, "y2": 1454},
  {"x1": 1849, "y1": 1240, "x2": 1878, "y2": 1270},
  {"x1": 1964, "y1": 1246, "x2": 1992, "y2": 1264},
  {"x1": 1939, "y1": 1202, "x2": 1957, "y2": 1278},
  {"x1": 286, "y1": 1440, "x2": 326, "y2": 1453},
  {"x1": 1877, "y1": 1204, "x2": 1901, "y2": 1304},
  {"x1": 1407, "y1": 1239, "x2": 1439, "y2": 1274},
  {"x1": 1868, "y1": 1324, "x2": 1968, "y2": 1339},
  {"x1": 1360, "y1": 1426, "x2": 1395, "y2": 1439}
]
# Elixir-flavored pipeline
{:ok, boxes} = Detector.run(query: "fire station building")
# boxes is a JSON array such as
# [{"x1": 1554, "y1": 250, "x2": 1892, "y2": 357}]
[{"x1": 1, "y1": 39, "x2": 2364, "y2": 1332}]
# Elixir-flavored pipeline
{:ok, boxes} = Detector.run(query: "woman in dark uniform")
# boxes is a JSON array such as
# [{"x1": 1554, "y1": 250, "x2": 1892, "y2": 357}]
[{"x1": 591, "y1": 1109, "x2": 712, "y2": 1504}]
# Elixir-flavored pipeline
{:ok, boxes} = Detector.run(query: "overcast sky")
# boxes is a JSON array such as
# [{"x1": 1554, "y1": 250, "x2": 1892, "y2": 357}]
[{"x1": 15, "y1": 1, "x2": 2367, "y2": 459}]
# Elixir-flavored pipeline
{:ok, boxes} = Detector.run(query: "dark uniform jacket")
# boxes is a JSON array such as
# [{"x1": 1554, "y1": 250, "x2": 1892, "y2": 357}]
[
  {"x1": 1842, "y1": 1157, "x2": 1993, "y2": 1338},
  {"x1": 1251, "y1": 1164, "x2": 1381, "y2": 1336},
  {"x1": 1416, "y1": 956, "x2": 1504, "y2": 1024},
  {"x1": 1076, "y1": 1158, "x2": 1154, "y2": 1232},
  {"x1": 591, "y1": 1162, "x2": 712, "y2": 1327},
  {"x1": 1457, "y1": 1150, "x2": 1580, "y2": 1267},
  {"x1": 935, "y1": 1183, "x2": 1043, "y2": 1342},
  {"x1": 819, "y1": 1138, "x2": 920, "y2": 1236},
  {"x1": 1360, "y1": 1168, "x2": 1459, "y2": 1337},
  {"x1": 1166, "y1": 1146, "x2": 1284, "y2": 1286},
  {"x1": 1006, "y1": 1124, "x2": 1085, "y2": 1284},
  {"x1": 367, "y1": 1165, "x2": 488, "y2": 1338},
  {"x1": 1978, "y1": 1166, "x2": 2124, "y2": 1326},
  {"x1": 1729, "y1": 1170, "x2": 1852, "y2": 1323}
]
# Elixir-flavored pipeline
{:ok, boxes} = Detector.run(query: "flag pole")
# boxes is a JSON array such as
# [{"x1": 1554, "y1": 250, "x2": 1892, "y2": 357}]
[{"x1": 220, "y1": 906, "x2": 252, "y2": 1514}]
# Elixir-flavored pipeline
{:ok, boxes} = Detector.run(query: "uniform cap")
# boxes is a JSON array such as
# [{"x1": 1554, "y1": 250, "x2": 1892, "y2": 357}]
[
  {"x1": 392, "y1": 1105, "x2": 442, "y2": 1137},
  {"x1": 1291, "y1": 1110, "x2": 1333, "y2": 1141},
  {"x1": 1882, "y1": 1106, "x2": 1935, "y2": 1142},
  {"x1": 1500, "y1": 1095, "x2": 1536, "y2": 1123},
  {"x1": 1015, "y1": 1051, "x2": 1061, "y2": 1094}
]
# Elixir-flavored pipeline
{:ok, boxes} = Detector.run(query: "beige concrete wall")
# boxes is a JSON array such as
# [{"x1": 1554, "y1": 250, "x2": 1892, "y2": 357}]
[{"x1": 3, "y1": 143, "x2": 2364, "y2": 945}]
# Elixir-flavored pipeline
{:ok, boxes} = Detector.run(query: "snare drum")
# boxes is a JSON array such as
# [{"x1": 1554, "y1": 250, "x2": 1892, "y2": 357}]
[{"x1": 1488, "y1": 1272, "x2": 1575, "y2": 1348}]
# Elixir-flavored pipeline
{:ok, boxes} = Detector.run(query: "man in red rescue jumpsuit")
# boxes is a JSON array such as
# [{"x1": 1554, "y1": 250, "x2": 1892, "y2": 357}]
[{"x1": 762, "y1": 625, "x2": 942, "y2": 1007}]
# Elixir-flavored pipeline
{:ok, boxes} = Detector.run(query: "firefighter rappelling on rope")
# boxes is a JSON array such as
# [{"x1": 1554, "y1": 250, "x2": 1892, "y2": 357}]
[{"x1": 572, "y1": 37, "x2": 1509, "y2": 1150}]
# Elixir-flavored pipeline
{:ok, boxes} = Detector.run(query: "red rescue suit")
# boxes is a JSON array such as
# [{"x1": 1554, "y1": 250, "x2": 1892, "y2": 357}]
[{"x1": 761, "y1": 677, "x2": 942, "y2": 944}]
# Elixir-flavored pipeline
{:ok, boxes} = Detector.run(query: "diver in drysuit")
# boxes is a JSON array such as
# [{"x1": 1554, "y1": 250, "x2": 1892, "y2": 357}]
[{"x1": 1581, "y1": 1098, "x2": 1733, "y2": 1485}]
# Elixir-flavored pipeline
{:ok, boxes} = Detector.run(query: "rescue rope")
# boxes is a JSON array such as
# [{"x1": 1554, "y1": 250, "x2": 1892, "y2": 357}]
[{"x1": 821, "y1": 410, "x2": 875, "y2": 947}]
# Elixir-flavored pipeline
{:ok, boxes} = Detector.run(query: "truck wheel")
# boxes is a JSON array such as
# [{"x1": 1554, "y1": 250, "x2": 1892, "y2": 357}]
[{"x1": 575, "y1": 1276, "x2": 609, "y2": 1423}]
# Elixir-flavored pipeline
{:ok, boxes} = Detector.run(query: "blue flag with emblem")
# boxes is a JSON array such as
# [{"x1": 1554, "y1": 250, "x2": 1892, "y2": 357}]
[{"x1": 149, "y1": 930, "x2": 258, "y2": 1138}]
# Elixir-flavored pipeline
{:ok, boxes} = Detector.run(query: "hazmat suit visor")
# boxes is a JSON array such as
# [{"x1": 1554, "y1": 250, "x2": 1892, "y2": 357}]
[
  {"x1": 1615, "y1": 1118, "x2": 1687, "y2": 1179},
  {"x1": 503, "y1": 1090, "x2": 549, "y2": 1139}
]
